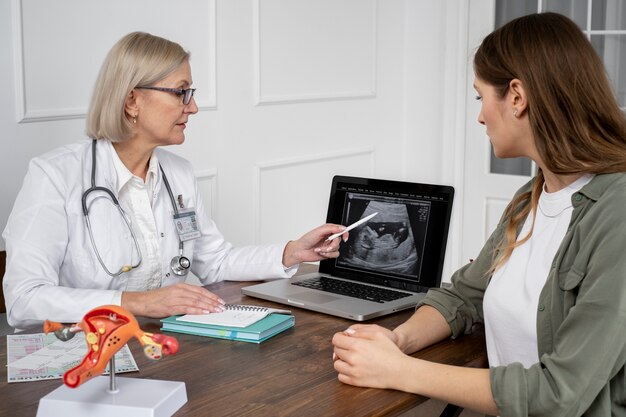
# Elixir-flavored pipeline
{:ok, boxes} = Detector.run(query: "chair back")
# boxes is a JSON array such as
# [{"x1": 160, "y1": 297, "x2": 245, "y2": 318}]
[{"x1": 0, "y1": 251, "x2": 6, "y2": 313}]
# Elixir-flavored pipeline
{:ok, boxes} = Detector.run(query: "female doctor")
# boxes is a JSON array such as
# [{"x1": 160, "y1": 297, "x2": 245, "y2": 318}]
[{"x1": 2, "y1": 32, "x2": 347, "y2": 330}]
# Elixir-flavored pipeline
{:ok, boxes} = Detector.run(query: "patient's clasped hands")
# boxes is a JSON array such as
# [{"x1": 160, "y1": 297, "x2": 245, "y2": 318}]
[{"x1": 332, "y1": 324, "x2": 408, "y2": 390}]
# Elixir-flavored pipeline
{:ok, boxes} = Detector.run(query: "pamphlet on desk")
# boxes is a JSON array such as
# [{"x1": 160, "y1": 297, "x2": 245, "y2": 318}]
[
  {"x1": 6, "y1": 332, "x2": 138, "y2": 383},
  {"x1": 160, "y1": 304, "x2": 295, "y2": 343}
]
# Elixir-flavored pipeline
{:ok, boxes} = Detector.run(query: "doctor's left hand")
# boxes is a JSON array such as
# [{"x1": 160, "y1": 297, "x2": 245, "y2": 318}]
[
  {"x1": 282, "y1": 223, "x2": 348, "y2": 268},
  {"x1": 121, "y1": 283, "x2": 226, "y2": 318}
]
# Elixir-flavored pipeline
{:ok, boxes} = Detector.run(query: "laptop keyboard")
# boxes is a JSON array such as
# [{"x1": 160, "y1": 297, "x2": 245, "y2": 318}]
[{"x1": 292, "y1": 276, "x2": 412, "y2": 303}]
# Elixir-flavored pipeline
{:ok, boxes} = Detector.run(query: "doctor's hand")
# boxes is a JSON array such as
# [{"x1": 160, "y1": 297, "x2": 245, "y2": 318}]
[
  {"x1": 332, "y1": 325, "x2": 409, "y2": 390},
  {"x1": 121, "y1": 283, "x2": 226, "y2": 318},
  {"x1": 282, "y1": 223, "x2": 348, "y2": 268}
]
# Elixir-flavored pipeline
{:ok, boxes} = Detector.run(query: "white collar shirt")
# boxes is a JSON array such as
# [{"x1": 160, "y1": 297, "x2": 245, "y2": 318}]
[{"x1": 108, "y1": 141, "x2": 162, "y2": 291}]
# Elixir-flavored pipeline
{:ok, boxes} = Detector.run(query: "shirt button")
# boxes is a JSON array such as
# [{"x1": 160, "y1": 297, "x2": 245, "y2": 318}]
[{"x1": 538, "y1": 304, "x2": 545, "y2": 311}]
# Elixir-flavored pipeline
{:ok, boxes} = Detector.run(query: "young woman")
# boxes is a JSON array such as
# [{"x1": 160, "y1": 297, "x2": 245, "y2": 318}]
[
  {"x1": 3, "y1": 32, "x2": 346, "y2": 330},
  {"x1": 332, "y1": 13, "x2": 626, "y2": 417}
]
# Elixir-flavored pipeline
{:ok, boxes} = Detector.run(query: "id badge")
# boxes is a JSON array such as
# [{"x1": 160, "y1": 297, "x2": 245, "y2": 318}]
[{"x1": 173, "y1": 208, "x2": 201, "y2": 241}]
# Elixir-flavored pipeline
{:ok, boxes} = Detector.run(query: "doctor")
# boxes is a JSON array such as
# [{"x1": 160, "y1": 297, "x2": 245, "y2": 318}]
[{"x1": 3, "y1": 32, "x2": 347, "y2": 330}]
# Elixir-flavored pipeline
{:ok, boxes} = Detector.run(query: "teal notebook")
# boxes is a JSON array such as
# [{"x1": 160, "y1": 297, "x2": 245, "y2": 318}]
[{"x1": 160, "y1": 313, "x2": 295, "y2": 343}]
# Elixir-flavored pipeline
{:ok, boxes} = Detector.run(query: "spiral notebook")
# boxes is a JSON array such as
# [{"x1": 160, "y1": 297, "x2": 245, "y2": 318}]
[
  {"x1": 161, "y1": 313, "x2": 295, "y2": 343},
  {"x1": 175, "y1": 304, "x2": 292, "y2": 328}
]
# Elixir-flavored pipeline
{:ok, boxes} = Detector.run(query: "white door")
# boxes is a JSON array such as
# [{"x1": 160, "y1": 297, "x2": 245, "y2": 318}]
[{"x1": 460, "y1": 0, "x2": 534, "y2": 264}]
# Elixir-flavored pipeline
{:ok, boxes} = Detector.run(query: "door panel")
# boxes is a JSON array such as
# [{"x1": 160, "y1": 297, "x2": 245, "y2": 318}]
[{"x1": 461, "y1": 0, "x2": 533, "y2": 264}]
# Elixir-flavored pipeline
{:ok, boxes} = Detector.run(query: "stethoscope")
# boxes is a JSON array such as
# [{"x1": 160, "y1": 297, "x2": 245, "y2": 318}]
[{"x1": 82, "y1": 139, "x2": 190, "y2": 277}]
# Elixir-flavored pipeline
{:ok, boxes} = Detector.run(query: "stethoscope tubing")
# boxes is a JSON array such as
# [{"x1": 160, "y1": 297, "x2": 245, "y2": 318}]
[
  {"x1": 82, "y1": 139, "x2": 189, "y2": 277},
  {"x1": 84, "y1": 200, "x2": 143, "y2": 276}
]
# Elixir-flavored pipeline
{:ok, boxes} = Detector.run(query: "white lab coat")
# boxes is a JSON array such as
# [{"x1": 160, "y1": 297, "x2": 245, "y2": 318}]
[{"x1": 3, "y1": 139, "x2": 294, "y2": 329}]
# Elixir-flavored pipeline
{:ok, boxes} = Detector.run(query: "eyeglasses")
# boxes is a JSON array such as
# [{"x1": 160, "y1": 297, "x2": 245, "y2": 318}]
[{"x1": 136, "y1": 86, "x2": 196, "y2": 105}]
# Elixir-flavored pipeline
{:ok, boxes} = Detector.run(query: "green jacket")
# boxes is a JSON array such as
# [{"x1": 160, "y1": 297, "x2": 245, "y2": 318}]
[{"x1": 420, "y1": 173, "x2": 626, "y2": 417}]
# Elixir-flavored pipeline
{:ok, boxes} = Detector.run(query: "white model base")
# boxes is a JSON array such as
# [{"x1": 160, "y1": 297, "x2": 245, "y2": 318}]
[{"x1": 36, "y1": 376, "x2": 187, "y2": 417}]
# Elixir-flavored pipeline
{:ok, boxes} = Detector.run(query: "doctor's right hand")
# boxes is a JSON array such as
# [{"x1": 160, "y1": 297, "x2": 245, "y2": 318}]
[{"x1": 121, "y1": 283, "x2": 226, "y2": 318}]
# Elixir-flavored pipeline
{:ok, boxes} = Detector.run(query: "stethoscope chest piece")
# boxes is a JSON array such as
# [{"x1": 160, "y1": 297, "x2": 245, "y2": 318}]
[{"x1": 170, "y1": 255, "x2": 191, "y2": 276}]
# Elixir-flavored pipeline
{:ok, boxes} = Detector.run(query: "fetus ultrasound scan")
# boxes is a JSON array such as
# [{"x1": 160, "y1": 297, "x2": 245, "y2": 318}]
[{"x1": 337, "y1": 194, "x2": 430, "y2": 279}]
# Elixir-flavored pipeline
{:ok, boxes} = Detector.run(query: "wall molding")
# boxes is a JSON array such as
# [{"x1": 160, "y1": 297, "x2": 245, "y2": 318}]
[
  {"x1": 446, "y1": 1, "x2": 470, "y2": 275},
  {"x1": 252, "y1": 0, "x2": 377, "y2": 106},
  {"x1": 12, "y1": 0, "x2": 26, "y2": 124},
  {"x1": 252, "y1": 147, "x2": 375, "y2": 243},
  {"x1": 195, "y1": 168, "x2": 218, "y2": 221},
  {"x1": 484, "y1": 196, "x2": 508, "y2": 240},
  {"x1": 13, "y1": 0, "x2": 217, "y2": 124}
]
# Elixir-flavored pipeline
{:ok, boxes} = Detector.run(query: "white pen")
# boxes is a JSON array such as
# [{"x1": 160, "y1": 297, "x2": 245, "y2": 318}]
[{"x1": 326, "y1": 212, "x2": 378, "y2": 241}]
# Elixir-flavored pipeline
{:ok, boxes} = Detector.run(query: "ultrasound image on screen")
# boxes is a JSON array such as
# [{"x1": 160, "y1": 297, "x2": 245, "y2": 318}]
[{"x1": 336, "y1": 193, "x2": 430, "y2": 279}]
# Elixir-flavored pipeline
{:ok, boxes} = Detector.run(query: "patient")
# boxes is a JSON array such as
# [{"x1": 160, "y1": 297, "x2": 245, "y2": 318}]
[{"x1": 332, "y1": 12, "x2": 626, "y2": 416}]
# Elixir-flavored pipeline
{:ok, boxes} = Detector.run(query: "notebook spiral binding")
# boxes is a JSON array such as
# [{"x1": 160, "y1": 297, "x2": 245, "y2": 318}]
[{"x1": 225, "y1": 304, "x2": 267, "y2": 312}]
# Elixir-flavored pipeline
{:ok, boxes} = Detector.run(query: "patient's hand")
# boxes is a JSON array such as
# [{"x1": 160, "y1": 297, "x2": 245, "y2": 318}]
[
  {"x1": 331, "y1": 325, "x2": 408, "y2": 390},
  {"x1": 343, "y1": 324, "x2": 399, "y2": 345}
]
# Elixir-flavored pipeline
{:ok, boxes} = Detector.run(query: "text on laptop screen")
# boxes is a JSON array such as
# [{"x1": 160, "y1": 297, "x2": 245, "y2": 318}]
[{"x1": 321, "y1": 177, "x2": 454, "y2": 291}]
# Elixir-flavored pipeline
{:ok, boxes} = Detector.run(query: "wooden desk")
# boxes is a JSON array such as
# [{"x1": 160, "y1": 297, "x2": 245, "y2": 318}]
[{"x1": 0, "y1": 272, "x2": 486, "y2": 417}]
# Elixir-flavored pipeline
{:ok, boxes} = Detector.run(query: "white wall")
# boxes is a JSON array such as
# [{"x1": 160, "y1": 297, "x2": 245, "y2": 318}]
[{"x1": 0, "y1": 0, "x2": 466, "y2": 279}]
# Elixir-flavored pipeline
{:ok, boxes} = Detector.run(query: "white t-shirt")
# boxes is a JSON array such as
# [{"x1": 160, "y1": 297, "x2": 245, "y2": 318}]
[{"x1": 483, "y1": 174, "x2": 593, "y2": 368}]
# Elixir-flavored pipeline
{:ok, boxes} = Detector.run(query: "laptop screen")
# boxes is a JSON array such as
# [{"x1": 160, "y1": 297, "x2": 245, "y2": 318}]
[{"x1": 320, "y1": 176, "x2": 454, "y2": 292}]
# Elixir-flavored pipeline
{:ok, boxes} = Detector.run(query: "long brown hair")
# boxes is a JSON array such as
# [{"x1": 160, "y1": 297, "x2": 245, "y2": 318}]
[{"x1": 473, "y1": 12, "x2": 626, "y2": 273}]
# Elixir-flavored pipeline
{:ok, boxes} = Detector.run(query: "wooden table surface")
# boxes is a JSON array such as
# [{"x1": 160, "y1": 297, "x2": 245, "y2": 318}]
[{"x1": 0, "y1": 269, "x2": 486, "y2": 417}]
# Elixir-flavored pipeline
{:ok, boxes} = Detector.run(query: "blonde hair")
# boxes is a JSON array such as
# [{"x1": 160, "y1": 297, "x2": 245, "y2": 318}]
[
  {"x1": 85, "y1": 32, "x2": 190, "y2": 142},
  {"x1": 474, "y1": 13, "x2": 626, "y2": 274}
]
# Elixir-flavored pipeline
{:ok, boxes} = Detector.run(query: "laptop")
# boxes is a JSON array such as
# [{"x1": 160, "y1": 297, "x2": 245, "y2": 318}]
[{"x1": 242, "y1": 175, "x2": 455, "y2": 321}]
